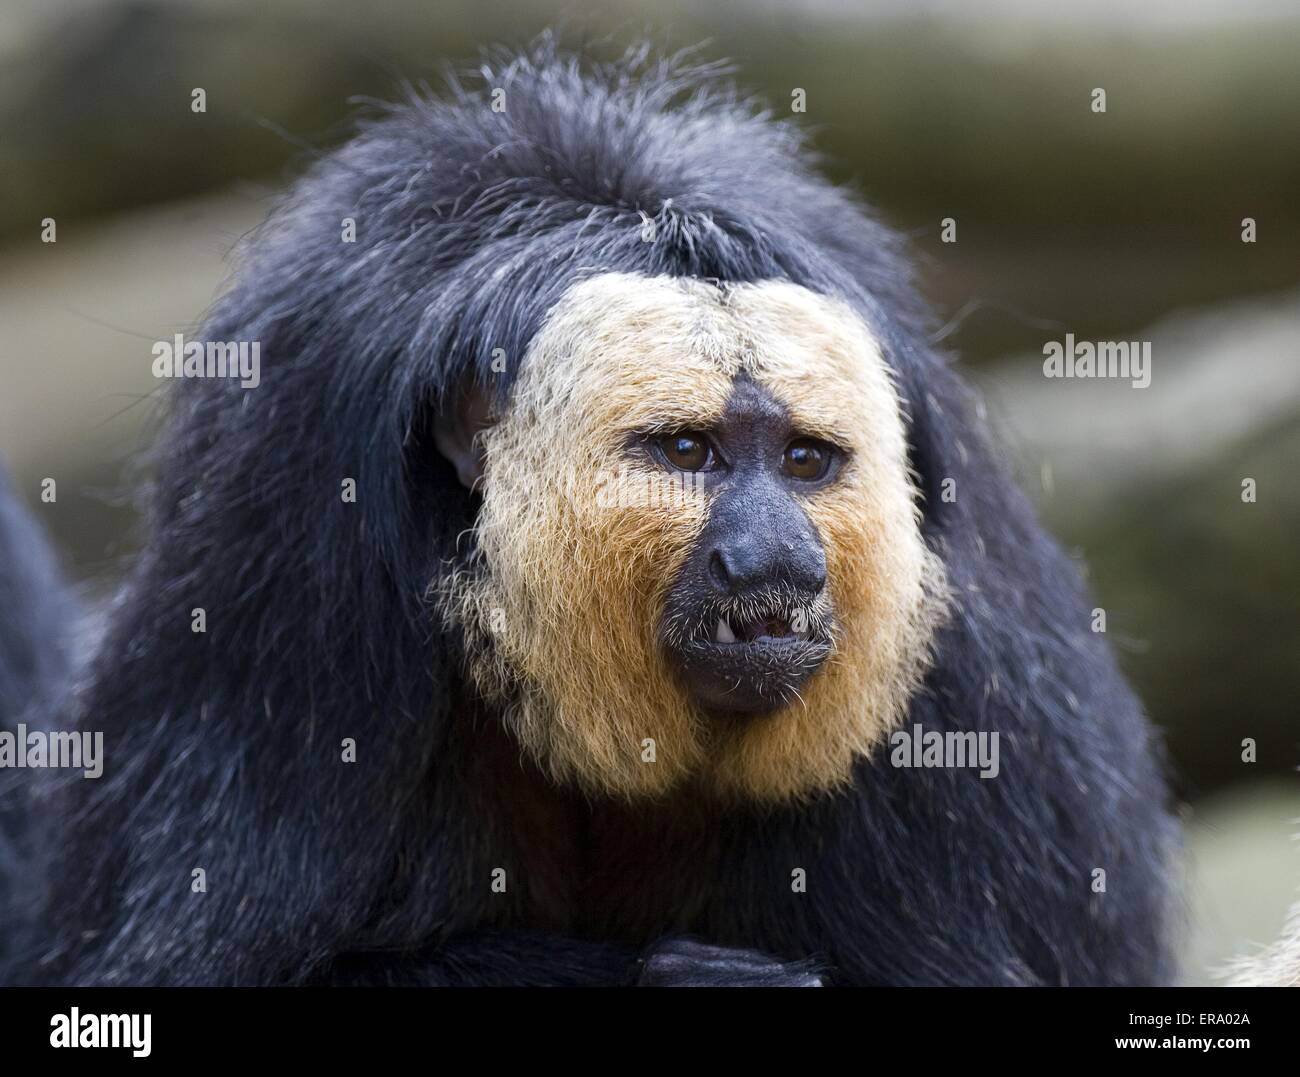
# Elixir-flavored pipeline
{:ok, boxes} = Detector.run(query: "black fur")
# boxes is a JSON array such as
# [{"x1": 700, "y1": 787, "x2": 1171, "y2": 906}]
[
  {"x1": 0, "y1": 470, "x2": 76, "y2": 727},
  {"x1": 2, "y1": 38, "x2": 1177, "y2": 986},
  {"x1": 0, "y1": 466, "x2": 78, "y2": 970}
]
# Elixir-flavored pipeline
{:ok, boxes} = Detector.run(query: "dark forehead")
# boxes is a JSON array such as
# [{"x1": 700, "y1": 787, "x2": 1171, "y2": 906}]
[{"x1": 716, "y1": 375, "x2": 793, "y2": 440}]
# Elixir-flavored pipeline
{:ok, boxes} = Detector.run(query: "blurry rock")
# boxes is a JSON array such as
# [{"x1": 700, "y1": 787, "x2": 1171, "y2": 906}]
[
  {"x1": 975, "y1": 292, "x2": 1300, "y2": 794},
  {"x1": 1181, "y1": 778, "x2": 1300, "y2": 985},
  {"x1": 1228, "y1": 899, "x2": 1300, "y2": 986},
  {"x1": 0, "y1": 191, "x2": 262, "y2": 573}
]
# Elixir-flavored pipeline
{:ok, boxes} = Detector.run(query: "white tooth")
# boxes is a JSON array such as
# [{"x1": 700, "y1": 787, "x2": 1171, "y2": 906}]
[{"x1": 715, "y1": 618, "x2": 737, "y2": 644}]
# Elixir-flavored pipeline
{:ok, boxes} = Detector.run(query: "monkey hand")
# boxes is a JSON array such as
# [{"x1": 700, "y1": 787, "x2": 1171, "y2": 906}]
[{"x1": 635, "y1": 938, "x2": 823, "y2": 987}]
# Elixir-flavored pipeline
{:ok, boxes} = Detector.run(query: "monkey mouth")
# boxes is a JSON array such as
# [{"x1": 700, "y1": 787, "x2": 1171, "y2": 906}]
[
  {"x1": 709, "y1": 613, "x2": 801, "y2": 645},
  {"x1": 662, "y1": 597, "x2": 835, "y2": 715}
]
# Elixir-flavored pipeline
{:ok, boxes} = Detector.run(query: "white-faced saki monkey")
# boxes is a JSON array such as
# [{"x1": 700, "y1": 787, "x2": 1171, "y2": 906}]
[{"x1": 0, "y1": 40, "x2": 1178, "y2": 987}]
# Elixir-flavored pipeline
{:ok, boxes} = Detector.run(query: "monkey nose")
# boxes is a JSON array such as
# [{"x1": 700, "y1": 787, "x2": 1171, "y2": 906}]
[{"x1": 709, "y1": 536, "x2": 827, "y2": 597}]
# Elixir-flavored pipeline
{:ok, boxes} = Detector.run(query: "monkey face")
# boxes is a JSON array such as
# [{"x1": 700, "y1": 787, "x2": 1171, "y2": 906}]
[
  {"x1": 655, "y1": 376, "x2": 840, "y2": 715},
  {"x1": 438, "y1": 272, "x2": 946, "y2": 803}
]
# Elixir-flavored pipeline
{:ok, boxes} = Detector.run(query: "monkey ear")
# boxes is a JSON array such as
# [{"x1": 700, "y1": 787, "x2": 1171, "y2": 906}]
[{"x1": 433, "y1": 384, "x2": 496, "y2": 491}]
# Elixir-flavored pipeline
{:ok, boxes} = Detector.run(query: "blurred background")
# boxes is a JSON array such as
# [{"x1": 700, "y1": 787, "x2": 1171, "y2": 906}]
[{"x1": 0, "y1": 0, "x2": 1296, "y2": 983}]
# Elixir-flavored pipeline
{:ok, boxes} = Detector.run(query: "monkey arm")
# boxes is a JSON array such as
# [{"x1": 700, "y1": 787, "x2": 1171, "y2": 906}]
[
  {"x1": 326, "y1": 932, "x2": 635, "y2": 986},
  {"x1": 327, "y1": 933, "x2": 823, "y2": 987},
  {"x1": 634, "y1": 938, "x2": 824, "y2": 987}
]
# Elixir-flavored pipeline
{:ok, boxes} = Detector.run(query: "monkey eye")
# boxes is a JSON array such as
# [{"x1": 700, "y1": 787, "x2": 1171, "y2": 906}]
[
  {"x1": 783, "y1": 438, "x2": 834, "y2": 481},
  {"x1": 656, "y1": 432, "x2": 715, "y2": 472}
]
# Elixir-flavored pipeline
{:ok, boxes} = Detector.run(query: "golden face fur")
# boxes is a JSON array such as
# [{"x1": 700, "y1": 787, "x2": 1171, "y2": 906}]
[{"x1": 437, "y1": 272, "x2": 947, "y2": 803}]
